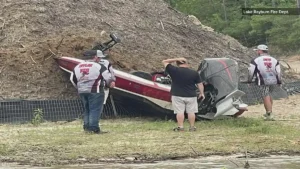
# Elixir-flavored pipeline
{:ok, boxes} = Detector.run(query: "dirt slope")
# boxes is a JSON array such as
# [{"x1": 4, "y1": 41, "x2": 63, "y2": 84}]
[{"x1": 0, "y1": 0, "x2": 255, "y2": 99}]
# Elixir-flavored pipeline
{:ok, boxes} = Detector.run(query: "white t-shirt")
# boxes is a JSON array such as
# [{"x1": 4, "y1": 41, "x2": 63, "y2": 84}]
[
  {"x1": 99, "y1": 59, "x2": 116, "y2": 83},
  {"x1": 71, "y1": 61, "x2": 113, "y2": 93},
  {"x1": 99, "y1": 59, "x2": 116, "y2": 104},
  {"x1": 248, "y1": 54, "x2": 281, "y2": 85}
]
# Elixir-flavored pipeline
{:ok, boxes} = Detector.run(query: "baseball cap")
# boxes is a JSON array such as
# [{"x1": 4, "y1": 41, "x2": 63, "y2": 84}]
[
  {"x1": 96, "y1": 50, "x2": 106, "y2": 58},
  {"x1": 254, "y1": 44, "x2": 268, "y2": 51},
  {"x1": 83, "y1": 50, "x2": 105, "y2": 58}
]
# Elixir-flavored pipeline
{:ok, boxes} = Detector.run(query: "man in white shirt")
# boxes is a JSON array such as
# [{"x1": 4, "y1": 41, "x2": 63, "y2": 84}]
[
  {"x1": 248, "y1": 44, "x2": 282, "y2": 121},
  {"x1": 98, "y1": 49, "x2": 116, "y2": 115},
  {"x1": 71, "y1": 50, "x2": 115, "y2": 133}
]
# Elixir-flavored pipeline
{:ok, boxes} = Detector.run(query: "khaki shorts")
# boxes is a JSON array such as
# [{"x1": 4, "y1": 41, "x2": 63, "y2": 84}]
[{"x1": 171, "y1": 96, "x2": 198, "y2": 114}]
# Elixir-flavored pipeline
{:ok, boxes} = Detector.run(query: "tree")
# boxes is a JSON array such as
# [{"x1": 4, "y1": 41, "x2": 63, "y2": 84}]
[{"x1": 166, "y1": 0, "x2": 300, "y2": 54}]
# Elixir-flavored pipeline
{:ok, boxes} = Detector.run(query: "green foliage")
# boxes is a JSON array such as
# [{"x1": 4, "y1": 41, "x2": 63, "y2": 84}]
[
  {"x1": 0, "y1": 143, "x2": 14, "y2": 156},
  {"x1": 203, "y1": 117, "x2": 290, "y2": 135},
  {"x1": 1, "y1": 118, "x2": 300, "y2": 165},
  {"x1": 31, "y1": 108, "x2": 44, "y2": 126},
  {"x1": 245, "y1": 124, "x2": 272, "y2": 134},
  {"x1": 166, "y1": 0, "x2": 300, "y2": 54},
  {"x1": 207, "y1": 117, "x2": 264, "y2": 128},
  {"x1": 0, "y1": 144, "x2": 8, "y2": 155}
]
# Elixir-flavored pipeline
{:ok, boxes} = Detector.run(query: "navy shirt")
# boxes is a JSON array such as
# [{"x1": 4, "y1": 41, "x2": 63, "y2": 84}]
[{"x1": 165, "y1": 64, "x2": 202, "y2": 97}]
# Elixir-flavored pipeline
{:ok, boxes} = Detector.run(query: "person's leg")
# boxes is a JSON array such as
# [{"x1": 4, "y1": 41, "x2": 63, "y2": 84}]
[
  {"x1": 99, "y1": 103, "x2": 105, "y2": 117},
  {"x1": 271, "y1": 96, "x2": 273, "y2": 106},
  {"x1": 171, "y1": 96, "x2": 185, "y2": 131},
  {"x1": 87, "y1": 92, "x2": 105, "y2": 133},
  {"x1": 263, "y1": 96, "x2": 272, "y2": 113},
  {"x1": 79, "y1": 93, "x2": 89, "y2": 131},
  {"x1": 261, "y1": 86, "x2": 274, "y2": 120},
  {"x1": 185, "y1": 97, "x2": 198, "y2": 131},
  {"x1": 176, "y1": 112, "x2": 185, "y2": 128},
  {"x1": 270, "y1": 85, "x2": 275, "y2": 106}
]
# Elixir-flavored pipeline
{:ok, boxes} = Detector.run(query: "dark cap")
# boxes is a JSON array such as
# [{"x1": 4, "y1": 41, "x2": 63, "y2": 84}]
[{"x1": 83, "y1": 50, "x2": 105, "y2": 58}]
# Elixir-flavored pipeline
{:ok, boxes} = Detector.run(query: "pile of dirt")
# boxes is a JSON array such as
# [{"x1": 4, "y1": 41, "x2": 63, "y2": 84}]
[{"x1": 0, "y1": 0, "x2": 256, "y2": 99}]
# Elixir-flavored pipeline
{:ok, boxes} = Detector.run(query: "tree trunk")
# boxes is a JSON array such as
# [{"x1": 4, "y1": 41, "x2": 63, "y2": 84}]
[
  {"x1": 272, "y1": 0, "x2": 276, "y2": 7},
  {"x1": 222, "y1": 0, "x2": 227, "y2": 22},
  {"x1": 297, "y1": 0, "x2": 300, "y2": 17}
]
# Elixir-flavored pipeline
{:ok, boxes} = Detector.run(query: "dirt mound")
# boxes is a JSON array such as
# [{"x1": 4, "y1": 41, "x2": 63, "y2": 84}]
[{"x1": 0, "y1": 0, "x2": 255, "y2": 99}]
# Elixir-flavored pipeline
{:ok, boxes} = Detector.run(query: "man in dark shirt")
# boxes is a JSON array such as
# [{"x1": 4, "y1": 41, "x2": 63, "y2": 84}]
[{"x1": 162, "y1": 57, "x2": 205, "y2": 132}]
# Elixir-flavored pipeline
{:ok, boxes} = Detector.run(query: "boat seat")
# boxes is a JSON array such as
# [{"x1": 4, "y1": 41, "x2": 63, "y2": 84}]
[{"x1": 131, "y1": 71, "x2": 153, "y2": 81}]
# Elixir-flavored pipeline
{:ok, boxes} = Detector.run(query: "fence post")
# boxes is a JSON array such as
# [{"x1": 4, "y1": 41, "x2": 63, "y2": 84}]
[{"x1": 110, "y1": 95, "x2": 118, "y2": 117}]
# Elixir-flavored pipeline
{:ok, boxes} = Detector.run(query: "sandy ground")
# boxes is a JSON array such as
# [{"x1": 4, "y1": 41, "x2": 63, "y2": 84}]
[
  {"x1": 282, "y1": 55, "x2": 300, "y2": 72},
  {"x1": 242, "y1": 94, "x2": 300, "y2": 123},
  {"x1": 280, "y1": 55, "x2": 300, "y2": 80}
]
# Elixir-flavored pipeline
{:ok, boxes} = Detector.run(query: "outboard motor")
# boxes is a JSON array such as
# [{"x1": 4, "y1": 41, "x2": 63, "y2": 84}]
[{"x1": 196, "y1": 58, "x2": 248, "y2": 119}]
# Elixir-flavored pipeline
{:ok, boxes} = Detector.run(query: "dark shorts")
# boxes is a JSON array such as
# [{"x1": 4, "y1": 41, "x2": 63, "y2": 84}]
[{"x1": 260, "y1": 85, "x2": 276, "y2": 97}]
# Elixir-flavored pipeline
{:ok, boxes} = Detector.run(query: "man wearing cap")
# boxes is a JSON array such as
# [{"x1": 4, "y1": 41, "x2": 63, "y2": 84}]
[
  {"x1": 71, "y1": 50, "x2": 115, "y2": 133},
  {"x1": 98, "y1": 49, "x2": 116, "y2": 114},
  {"x1": 162, "y1": 57, "x2": 205, "y2": 132},
  {"x1": 248, "y1": 44, "x2": 282, "y2": 121}
]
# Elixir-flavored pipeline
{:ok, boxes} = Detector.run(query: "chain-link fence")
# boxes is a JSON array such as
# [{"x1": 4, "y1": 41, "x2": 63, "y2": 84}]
[
  {"x1": 239, "y1": 79, "x2": 300, "y2": 105},
  {"x1": 238, "y1": 82, "x2": 288, "y2": 105},
  {"x1": 0, "y1": 96, "x2": 136, "y2": 124},
  {"x1": 1, "y1": 80, "x2": 300, "y2": 124}
]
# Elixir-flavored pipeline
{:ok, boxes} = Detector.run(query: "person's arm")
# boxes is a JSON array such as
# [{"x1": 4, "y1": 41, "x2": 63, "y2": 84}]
[
  {"x1": 108, "y1": 63, "x2": 116, "y2": 81},
  {"x1": 100, "y1": 65, "x2": 115, "y2": 88},
  {"x1": 248, "y1": 59, "x2": 256, "y2": 83},
  {"x1": 162, "y1": 58, "x2": 186, "y2": 76},
  {"x1": 275, "y1": 61, "x2": 282, "y2": 84},
  {"x1": 161, "y1": 57, "x2": 186, "y2": 68},
  {"x1": 70, "y1": 70, "x2": 78, "y2": 88},
  {"x1": 197, "y1": 83, "x2": 204, "y2": 94},
  {"x1": 195, "y1": 73, "x2": 205, "y2": 100}
]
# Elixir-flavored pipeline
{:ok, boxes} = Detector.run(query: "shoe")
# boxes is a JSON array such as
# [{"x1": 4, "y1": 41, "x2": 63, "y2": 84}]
[
  {"x1": 263, "y1": 113, "x2": 275, "y2": 121},
  {"x1": 173, "y1": 127, "x2": 184, "y2": 132},
  {"x1": 93, "y1": 130, "x2": 109, "y2": 134},
  {"x1": 84, "y1": 128, "x2": 109, "y2": 134},
  {"x1": 189, "y1": 126, "x2": 197, "y2": 132}
]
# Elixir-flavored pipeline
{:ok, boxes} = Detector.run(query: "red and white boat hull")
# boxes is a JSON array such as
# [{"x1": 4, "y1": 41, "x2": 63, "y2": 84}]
[
  {"x1": 54, "y1": 57, "x2": 247, "y2": 119},
  {"x1": 54, "y1": 57, "x2": 174, "y2": 115}
]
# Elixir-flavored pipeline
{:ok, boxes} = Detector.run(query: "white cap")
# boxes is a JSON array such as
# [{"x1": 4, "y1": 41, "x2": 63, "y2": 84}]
[
  {"x1": 254, "y1": 44, "x2": 268, "y2": 51},
  {"x1": 96, "y1": 50, "x2": 106, "y2": 58}
]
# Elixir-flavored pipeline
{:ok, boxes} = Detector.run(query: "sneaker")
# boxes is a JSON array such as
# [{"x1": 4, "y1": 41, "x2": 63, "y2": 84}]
[
  {"x1": 173, "y1": 127, "x2": 184, "y2": 132},
  {"x1": 189, "y1": 126, "x2": 197, "y2": 132},
  {"x1": 93, "y1": 130, "x2": 109, "y2": 134},
  {"x1": 263, "y1": 113, "x2": 275, "y2": 121},
  {"x1": 85, "y1": 129, "x2": 109, "y2": 134}
]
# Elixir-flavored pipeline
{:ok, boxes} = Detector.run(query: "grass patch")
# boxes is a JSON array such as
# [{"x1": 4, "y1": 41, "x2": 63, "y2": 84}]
[
  {"x1": 0, "y1": 117, "x2": 299, "y2": 166},
  {"x1": 0, "y1": 144, "x2": 12, "y2": 156},
  {"x1": 202, "y1": 117, "x2": 284, "y2": 134}
]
